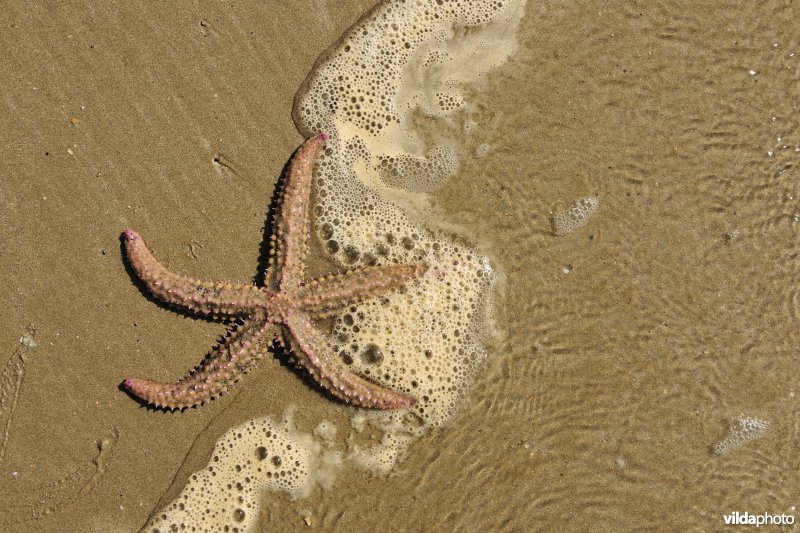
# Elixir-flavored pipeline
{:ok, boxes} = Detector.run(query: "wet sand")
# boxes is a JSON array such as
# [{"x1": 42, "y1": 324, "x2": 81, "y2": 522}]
[{"x1": 1, "y1": 1, "x2": 799, "y2": 531}]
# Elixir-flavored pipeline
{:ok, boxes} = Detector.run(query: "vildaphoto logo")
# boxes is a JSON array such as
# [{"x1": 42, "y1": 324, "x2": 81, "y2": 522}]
[{"x1": 723, "y1": 512, "x2": 795, "y2": 527}]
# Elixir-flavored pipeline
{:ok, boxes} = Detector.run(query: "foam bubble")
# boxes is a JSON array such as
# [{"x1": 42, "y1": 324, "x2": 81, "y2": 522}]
[
  {"x1": 294, "y1": 0, "x2": 525, "y2": 144},
  {"x1": 149, "y1": 0, "x2": 526, "y2": 527},
  {"x1": 289, "y1": 0, "x2": 526, "y2": 442},
  {"x1": 144, "y1": 410, "x2": 342, "y2": 532},
  {"x1": 552, "y1": 196, "x2": 599, "y2": 236},
  {"x1": 713, "y1": 415, "x2": 770, "y2": 455},
  {"x1": 292, "y1": 0, "x2": 523, "y2": 409}
]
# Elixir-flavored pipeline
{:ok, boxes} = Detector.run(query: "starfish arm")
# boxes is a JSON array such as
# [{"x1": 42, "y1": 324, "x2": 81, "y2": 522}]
[
  {"x1": 123, "y1": 229, "x2": 269, "y2": 318},
  {"x1": 124, "y1": 317, "x2": 277, "y2": 409},
  {"x1": 283, "y1": 311, "x2": 415, "y2": 410},
  {"x1": 270, "y1": 132, "x2": 328, "y2": 293},
  {"x1": 297, "y1": 263, "x2": 428, "y2": 318}
]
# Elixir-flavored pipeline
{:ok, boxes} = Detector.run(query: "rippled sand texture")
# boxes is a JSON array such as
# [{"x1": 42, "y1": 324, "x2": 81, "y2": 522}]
[{"x1": 1, "y1": 1, "x2": 799, "y2": 531}]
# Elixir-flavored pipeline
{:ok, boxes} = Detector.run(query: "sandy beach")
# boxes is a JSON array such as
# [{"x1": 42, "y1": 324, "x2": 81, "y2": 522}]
[{"x1": 1, "y1": 1, "x2": 799, "y2": 531}]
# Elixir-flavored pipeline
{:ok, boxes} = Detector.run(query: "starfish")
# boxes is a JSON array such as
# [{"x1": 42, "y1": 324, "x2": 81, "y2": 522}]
[{"x1": 122, "y1": 132, "x2": 426, "y2": 410}]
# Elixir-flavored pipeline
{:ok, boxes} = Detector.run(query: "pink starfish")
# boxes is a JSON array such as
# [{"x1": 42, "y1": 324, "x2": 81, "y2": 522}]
[{"x1": 122, "y1": 133, "x2": 426, "y2": 410}]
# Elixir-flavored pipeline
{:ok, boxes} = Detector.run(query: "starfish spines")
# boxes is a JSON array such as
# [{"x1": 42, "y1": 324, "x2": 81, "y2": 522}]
[
  {"x1": 124, "y1": 319, "x2": 275, "y2": 410},
  {"x1": 275, "y1": 132, "x2": 328, "y2": 292},
  {"x1": 124, "y1": 230, "x2": 268, "y2": 318},
  {"x1": 297, "y1": 263, "x2": 428, "y2": 317}
]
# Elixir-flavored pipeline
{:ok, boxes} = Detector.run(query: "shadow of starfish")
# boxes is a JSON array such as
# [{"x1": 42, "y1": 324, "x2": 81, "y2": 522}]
[{"x1": 122, "y1": 133, "x2": 427, "y2": 410}]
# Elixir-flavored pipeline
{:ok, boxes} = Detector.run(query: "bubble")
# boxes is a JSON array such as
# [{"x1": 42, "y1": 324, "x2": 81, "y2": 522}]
[
  {"x1": 325, "y1": 240, "x2": 340, "y2": 254},
  {"x1": 361, "y1": 344, "x2": 384, "y2": 365},
  {"x1": 343, "y1": 245, "x2": 361, "y2": 263},
  {"x1": 319, "y1": 223, "x2": 334, "y2": 240},
  {"x1": 255, "y1": 447, "x2": 268, "y2": 461},
  {"x1": 362, "y1": 252, "x2": 379, "y2": 266}
]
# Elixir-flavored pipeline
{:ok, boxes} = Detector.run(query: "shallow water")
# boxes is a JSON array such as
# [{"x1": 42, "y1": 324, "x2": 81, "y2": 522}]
[{"x1": 1, "y1": 1, "x2": 799, "y2": 531}]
